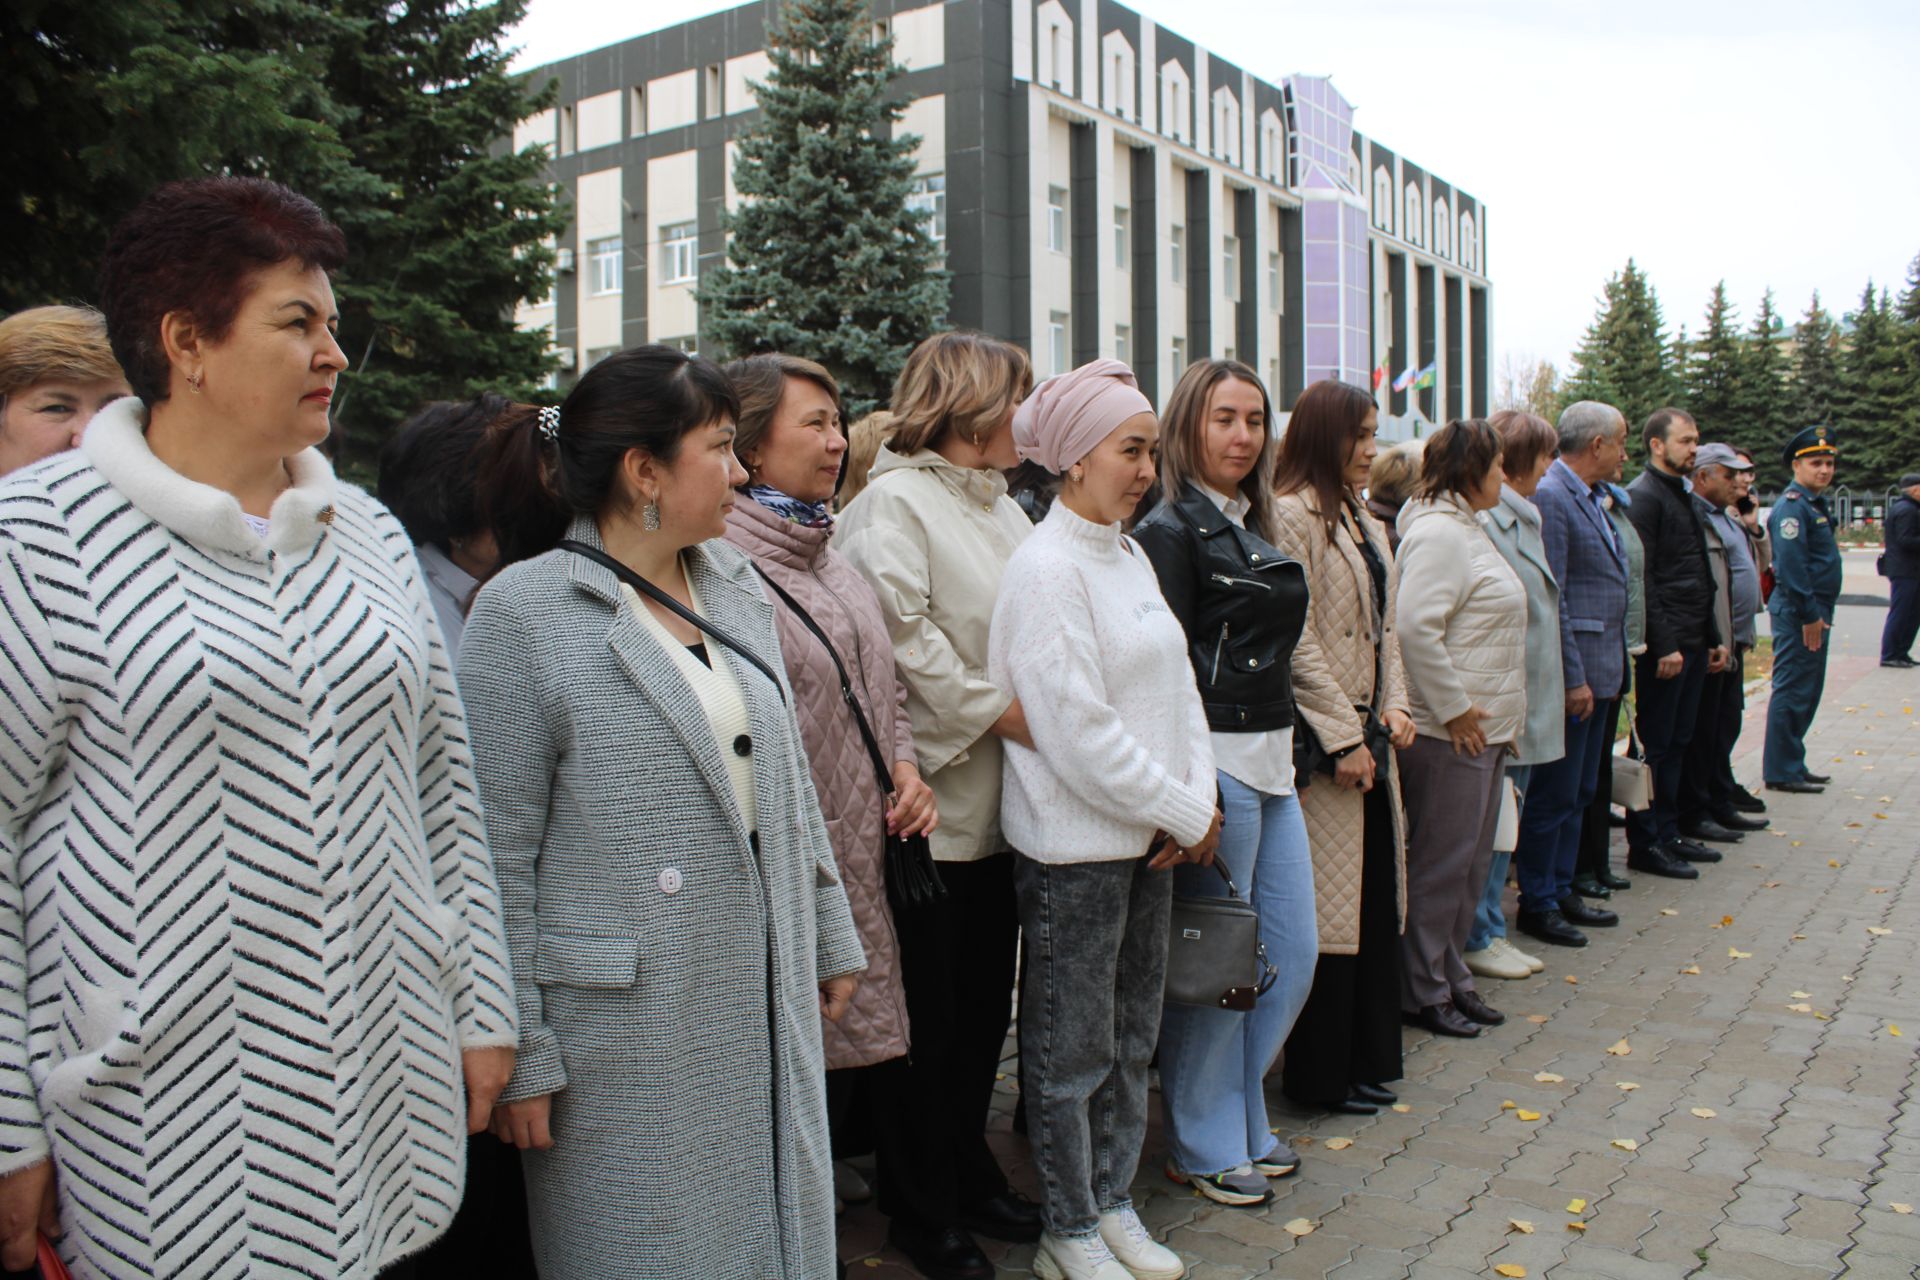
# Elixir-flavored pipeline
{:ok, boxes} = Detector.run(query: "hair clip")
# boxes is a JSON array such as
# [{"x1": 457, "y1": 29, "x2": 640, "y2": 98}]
[{"x1": 537, "y1": 405, "x2": 562, "y2": 442}]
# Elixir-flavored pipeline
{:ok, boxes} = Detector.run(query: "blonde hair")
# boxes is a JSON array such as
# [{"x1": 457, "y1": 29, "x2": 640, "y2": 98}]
[
  {"x1": 838, "y1": 409, "x2": 894, "y2": 510},
  {"x1": 1158, "y1": 359, "x2": 1278, "y2": 542},
  {"x1": 888, "y1": 331, "x2": 1032, "y2": 456},
  {"x1": 1367, "y1": 439, "x2": 1424, "y2": 508},
  {"x1": 0, "y1": 306, "x2": 126, "y2": 403}
]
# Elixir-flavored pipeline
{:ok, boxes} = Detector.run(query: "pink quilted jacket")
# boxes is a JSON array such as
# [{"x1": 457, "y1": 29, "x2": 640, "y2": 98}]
[{"x1": 726, "y1": 499, "x2": 913, "y2": 1068}]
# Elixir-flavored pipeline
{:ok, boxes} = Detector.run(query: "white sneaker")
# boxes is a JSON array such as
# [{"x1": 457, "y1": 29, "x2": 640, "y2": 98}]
[
  {"x1": 1465, "y1": 942, "x2": 1531, "y2": 980},
  {"x1": 1033, "y1": 1230, "x2": 1134, "y2": 1280},
  {"x1": 1099, "y1": 1207, "x2": 1186, "y2": 1280},
  {"x1": 1496, "y1": 936, "x2": 1546, "y2": 973}
]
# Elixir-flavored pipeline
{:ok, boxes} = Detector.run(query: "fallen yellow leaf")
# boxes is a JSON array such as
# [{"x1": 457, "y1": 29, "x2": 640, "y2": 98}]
[
  {"x1": 1814, "y1": 1012, "x2": 1830, "y2": 1020},
  {"x1": 1729, "y1": 947, "x2": 1753, "y2": 959},
  {"x1": 1565, "y1": 975, "x2": 1579, "y2": 985},
  {"x1": 1868, "y1": 927, "x2": 1892, "y2": 936},
  {"x1": 1791, "y1": 934, "x2": 1807, "y2": 940},
  {"x1": 1874, "y1": 813, "x2": 1889, "y2": 820},
  {"x1": 1494, "y1": 1266, "x2": 1528, "y2": 1279},
  {"x1": 1565, "y1": 1221, "x2": 1588, "y2": 1232},
  {"x1": 1891, "y1": 1025, "x2": 1903, "y2": 1037},
  {"x1": 1516, "y1": 1109, "x2": 1542, "y2": 1122},
  {"x1": 1787, "y1": 1003, "x2": 1813, "y2": 1013},
  {"x1": 1845, "y1": 821, "x2": 1863, "y2": 828},
  {"x1": 1508, "y1": 1219, "x2": 1535, "y2": 1234},
  {"x1": 1616, "y1": 1082, "x2": 1639, "y2": 1091},
  {"x1": 864, "y1": 1260, "x2": 881, "y2": 1269},
  {"x1": 1502, "y1": 1099, "x2": 1517, "y2": 1110},
  {"x1": 1391, "y1": 1103, "x2": 1411, "y2": 1113},
  {"x1": 1533, "y1": 1072, "x2": 1565, "y2": 1083},
  {"x1": 1826, "y1": 856, "x2": 1836, "y2": 864},
  {"x1": 1324, "y1": 1137, "x2": 1353, "y2": 1150},
  {"x1": 1606, "y1": 1039, "x2": 1632, "y2": 1056},
  {"x1": 1566, "y1": 1198, "x2": 1587, "y2": 1213},
  {"x1": 1791, "y1": 991, "x2": 1812, "y2": 999},
  {"x1": 1762, "y1": 881, "x2": 1783, "y2": 888},
  {"x1": 1690, "y1": 1107, "x2": 1718, "y2": 1118},
  {"x1": 1659, "y1": 908, "x2": 1679, "y2": 916},
  {"x1": 1874, "y1": 887, "x2": 1889, "y2": 894},
  {"x1": 1718, "y1": 914, "x2": 1734, "y2": 927},
  {"x1": 1283, "y1": 1217, "x2": 1315, "y2": 1237},
  {"x1": 1892, "y1": 1203, "x2": 1913, "y2": 1215},
  {"x1": 1679, "y1": 965, "x2": 1702, "y2": 975},
  {"x1": 1526, "y1": 1014, "x2": 1549, "y2": 1024},
  {"x1": 1612, "y1": 1138, "x2": 1639, "y2": 1151}
]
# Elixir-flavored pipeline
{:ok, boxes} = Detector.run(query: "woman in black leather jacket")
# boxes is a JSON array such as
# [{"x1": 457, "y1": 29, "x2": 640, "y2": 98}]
[{"x1": 1133, "y1": 359, "x2": 1318, "y2": 1208}]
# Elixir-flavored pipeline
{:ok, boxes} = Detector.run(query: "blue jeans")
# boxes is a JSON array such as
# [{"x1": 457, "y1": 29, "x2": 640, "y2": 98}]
[
  {"x1": 1766, "y1": 605, "x2": 1832, "y2": 783},
  {"x1": 1515, "y1": 708, "x2": 1615, "y2": 914},
  {"x1": 1157, "y1": 773, "x2": 1317, "y2": 1176},
  {"x1": 1467, "y1": 765, "x2": 1532, "y2": 951}
]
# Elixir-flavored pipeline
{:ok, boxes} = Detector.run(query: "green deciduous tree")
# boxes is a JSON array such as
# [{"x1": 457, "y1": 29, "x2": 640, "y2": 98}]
[
  {"x1": 1562, "y1": 259, "x2": 1677, "y2": 465},
  {"x1": 700, "y1": 0, "x2": 948, "y2": 412},
  {"x1": 1, "y1": 0, "x2": 563, "y2": 477}
]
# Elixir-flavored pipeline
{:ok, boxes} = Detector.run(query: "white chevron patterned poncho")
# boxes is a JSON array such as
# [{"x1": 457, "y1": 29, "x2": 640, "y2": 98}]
[{"x1": 0, "y1": 399, "x2": 517, "y2": 1278}]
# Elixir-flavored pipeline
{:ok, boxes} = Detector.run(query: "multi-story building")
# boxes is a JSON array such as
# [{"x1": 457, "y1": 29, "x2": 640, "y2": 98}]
[{"x1": 512, "y1": 0, "x2": 1490, "y2": 432}]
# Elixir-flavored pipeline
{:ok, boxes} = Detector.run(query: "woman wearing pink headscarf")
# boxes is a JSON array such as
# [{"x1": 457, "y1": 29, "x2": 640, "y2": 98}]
[{"x1": 987, "y1": 360, "x2": 1221, "y2": 1280}]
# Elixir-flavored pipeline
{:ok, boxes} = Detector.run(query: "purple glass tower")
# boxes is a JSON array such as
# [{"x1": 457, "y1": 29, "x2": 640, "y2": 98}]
[{"x1": 1283, "y1": 75, "x2": 1370, "y2": 390}]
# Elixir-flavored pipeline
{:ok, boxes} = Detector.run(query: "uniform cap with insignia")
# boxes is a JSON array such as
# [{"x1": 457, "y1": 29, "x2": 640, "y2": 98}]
[{"x1": 1782, "y1": 424, "x2": 1838, "y2": 465}]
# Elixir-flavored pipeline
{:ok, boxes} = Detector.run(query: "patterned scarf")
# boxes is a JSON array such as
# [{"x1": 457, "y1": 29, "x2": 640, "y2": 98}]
[{"x1": 748, "y1": 484, "x2": 834, "y2": 529}]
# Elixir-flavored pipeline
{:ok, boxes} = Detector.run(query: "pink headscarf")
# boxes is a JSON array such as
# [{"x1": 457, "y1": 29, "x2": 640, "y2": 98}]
[{"x1": 1011, "y1": 358, "x2": 1154, "y2": 475}]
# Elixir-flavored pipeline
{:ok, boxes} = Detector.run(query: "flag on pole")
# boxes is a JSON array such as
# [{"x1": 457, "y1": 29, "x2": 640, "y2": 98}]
[
  {"x1": 1372, "y1": 361, "x2": 1389, "y2": 391},
  {"x1": 1414, "y1": 363, "x2": 1436, "y2": 389},
  {"x1": 1391, "y1": 364, "x2": 1419, "y2": 392}
]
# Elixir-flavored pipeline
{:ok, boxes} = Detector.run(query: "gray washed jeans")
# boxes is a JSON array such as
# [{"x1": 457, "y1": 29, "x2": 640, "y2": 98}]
[{"x1": 1015, "y1": 852, "x2": 1173, "y2": 1238}]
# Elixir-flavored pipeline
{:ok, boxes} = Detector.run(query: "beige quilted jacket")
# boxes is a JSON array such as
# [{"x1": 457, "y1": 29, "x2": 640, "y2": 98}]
[{"x1": 1271, "y1": 491, "x2": 1409, "y2": 954}]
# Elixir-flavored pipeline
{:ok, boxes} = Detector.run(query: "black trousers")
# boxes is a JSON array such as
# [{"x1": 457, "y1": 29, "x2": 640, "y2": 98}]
[
  {"x1": 1626, "y1": 649, "x2": 1708, "y2": 851},
  {"x1": 1576, "y1": 698, "x2": 1623, "y2": 879},
  {"x1": 1281, "y1": 784, "x2": 1403, "y2": 1105},
  {"x1": 1883, "y1": 577, "x2": 1920, "y2": 662},
  {"x1": 876, "y1": 850, "x2": 1020, "y2": 1227},
  {"x1": 411, "y1": 1133, "x2": 538, "y2": 1279},
  {"x1": 1678, "y1": 643, "x2": 1748, "y2": 826}
]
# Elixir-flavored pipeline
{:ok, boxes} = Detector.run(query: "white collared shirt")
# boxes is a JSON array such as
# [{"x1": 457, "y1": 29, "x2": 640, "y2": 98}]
[{"x1": 1199, "y1": 484, "x2": 1295, "y2": 797}]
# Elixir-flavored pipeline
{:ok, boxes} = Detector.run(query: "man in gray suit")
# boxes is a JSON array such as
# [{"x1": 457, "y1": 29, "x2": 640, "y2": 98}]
[{"x1": 1514, "y1": 402, "x2": 1640, "y2": 951}]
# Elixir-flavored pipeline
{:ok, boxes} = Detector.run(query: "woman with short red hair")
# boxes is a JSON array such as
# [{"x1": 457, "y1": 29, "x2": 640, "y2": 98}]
[{"x1": 0, "y1": 178, "x2": 516, "y2": 1278}]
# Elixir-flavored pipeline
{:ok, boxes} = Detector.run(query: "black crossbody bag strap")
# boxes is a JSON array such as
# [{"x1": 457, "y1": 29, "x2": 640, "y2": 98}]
[
  {"x1": 751, "y1": 568, "x2": 895, "y2": 797},
  {"x1": 559, "y1": 540, "x2": 788, "y2": 704}
]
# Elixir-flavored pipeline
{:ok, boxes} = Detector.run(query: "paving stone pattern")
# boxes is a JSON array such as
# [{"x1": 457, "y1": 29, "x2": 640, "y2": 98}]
[{"x1": 840, "y1": 600, "x2": 1919, "y2": 1278}]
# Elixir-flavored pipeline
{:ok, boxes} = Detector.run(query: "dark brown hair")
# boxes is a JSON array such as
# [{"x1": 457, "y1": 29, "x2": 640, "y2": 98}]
[
  {"x1": 1416, "y1": 418, "x2": 1503, "y2": 502},
  {"x1": 724, "y1": 353, "x2": 843, "y2": 488},
  {"x1": 475, "y1": 344, "x2": 740, "y2": 570},
  {"x1": 378, "y1": 394, "x2": 511, "y2": 555},
  {"x1": 1488, "y1": 409, "x2": 1557, "y2": 482},
  {"x1": 97, "y1": 177, "x2": 347, "y2": 404},
  {"x1": 1642, "y1": 406, "x2": 1694, "y2": 452},
  {"x1": 1273, "y1": 378, "x2": 1378, "y2": 541}
]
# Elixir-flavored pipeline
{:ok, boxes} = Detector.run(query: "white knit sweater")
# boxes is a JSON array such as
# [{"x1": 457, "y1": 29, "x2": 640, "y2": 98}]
[
  {"x1": 0, "y1": 398, "x2": 516, "y2": 1279},
  {"x1": 989, "y1": 502, "x2": 1216, "y2": 863}
]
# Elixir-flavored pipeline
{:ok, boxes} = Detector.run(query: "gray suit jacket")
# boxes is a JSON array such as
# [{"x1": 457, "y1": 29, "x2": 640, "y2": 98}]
[
  {"x1": 1481, "y1": 485, "x2": 1565, "y2": 764},
  {"x1": 1534, "y1": 459, "x2": 1630, "y2": 700},
  {"x1": 458, "y1": 515, "x2": 864, "y2": 1280}
]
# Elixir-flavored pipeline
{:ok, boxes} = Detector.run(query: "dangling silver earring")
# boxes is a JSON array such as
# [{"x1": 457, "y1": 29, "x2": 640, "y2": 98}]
[
  {"x1": 642, "y1": 500, "x2": 662, "y2": 532},
  {"x1": 186, "y1": 371, "x2": 204, "y2": 394}
]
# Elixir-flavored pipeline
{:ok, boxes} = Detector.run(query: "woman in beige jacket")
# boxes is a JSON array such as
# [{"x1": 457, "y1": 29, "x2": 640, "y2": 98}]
[
  {"x1": 1272, "y1": 380, "x2": 1416, "y2": 1115},
  {"x1": 833, "y1": 332, "x2": 1041, "y2": 1277}
]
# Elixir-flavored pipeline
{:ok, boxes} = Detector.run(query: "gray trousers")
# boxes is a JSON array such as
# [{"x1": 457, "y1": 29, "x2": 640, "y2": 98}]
[
  {"x1": 1396, "y1": 735, "x2": 1509, "y2": 1010},
  {"x1": 1015, "y1": 852, "x2": 1173, "y2": 1238}
]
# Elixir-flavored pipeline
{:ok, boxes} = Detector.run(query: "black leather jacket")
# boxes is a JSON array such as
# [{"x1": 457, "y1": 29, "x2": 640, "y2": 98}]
[
  {"x1": 1626, "y1": 466, "x2": 1722, "y2": 655},
  {"x1": 1133, "y1": 482, "x2": 1309, "y2": 733}
]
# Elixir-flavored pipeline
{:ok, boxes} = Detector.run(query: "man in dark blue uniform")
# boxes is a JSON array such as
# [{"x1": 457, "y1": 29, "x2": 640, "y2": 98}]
[{"x1": 1764, "y1": 426, "x2": 1843, "y2": 792}]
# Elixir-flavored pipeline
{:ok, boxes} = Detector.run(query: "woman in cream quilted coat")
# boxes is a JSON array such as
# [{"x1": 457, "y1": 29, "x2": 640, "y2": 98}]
[{"x1": 1271, "y1": 381, "x2": 1417, "y2": 1114}]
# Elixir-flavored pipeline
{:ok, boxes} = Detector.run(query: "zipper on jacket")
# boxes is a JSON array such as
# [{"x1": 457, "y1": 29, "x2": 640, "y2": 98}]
[
  {"x1": 1210, "y1": 571, "x2": 1273, "y2": 591},
  {"x1": 1211, "y1": 622, "x2": 1229, "y2": 683}
]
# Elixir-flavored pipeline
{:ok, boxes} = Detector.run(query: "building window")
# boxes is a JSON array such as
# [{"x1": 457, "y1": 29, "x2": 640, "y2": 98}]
[
  {"x1": 630, "y1": 87, "x2": 646, "y2": 136},
  {"x1": 1171, "y1": 335, "x2": 1187, "y2": 377},
  {"x1": 1048, "y1": 186, "x2": 1068, "y2": 254},
  {"x1": 1048, "y1": 312, "x2": 1070, "y2": 376},
  {"x1": 1170, "y1": 224, "x2": 1185, "y2": 285},
  {"x1": 661, "y1": 222, "x2": 696, "y2": 284},
  {"x1": 1115, "y1": 323, "x2": 1131, "y2": 366},
  {"x1": 1268, "y1": 252, "x2": 1282, "y2": 312},
  {"x1": 908, "y1": 174, "x2": 947, "y2": 242},
  {"x1": 588, "y1": 236, "x2": 622, "y2": 295},
  {"x1": 1223, "y1": 234, "x2": 1240, "y2": 302},
  {"x1": 1052, "y1": 26, "x2": 1069, "y2": 90},
  {"x1": 1113, "y1": 206, "x2": 1131, "y2": 269},
  {"x1": 1224, "y1": 346, "x2": 1236, "y2": 363},
  {"x1": 704, "y1": 64, "x2": 723, "y2": 118},
  {"x1": 558, "y1": 105, "x2": 576, "y2": 156}
]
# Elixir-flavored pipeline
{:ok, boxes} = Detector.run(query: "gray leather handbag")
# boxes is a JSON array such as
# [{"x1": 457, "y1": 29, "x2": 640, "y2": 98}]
[{"x1": 1165, "y1": 863, "x2": 1278, "y2": 1011}]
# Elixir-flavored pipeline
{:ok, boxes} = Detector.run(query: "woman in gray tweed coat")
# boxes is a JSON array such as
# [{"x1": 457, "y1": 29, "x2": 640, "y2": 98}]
[{"x1": 457, "y1": 346, "x2": 867, "y2": 1280}]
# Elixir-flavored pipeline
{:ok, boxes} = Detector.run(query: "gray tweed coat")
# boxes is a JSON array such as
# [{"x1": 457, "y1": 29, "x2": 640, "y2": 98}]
[{"x1": 457, "y1": 515, "x2": 866, "y2": 1280}]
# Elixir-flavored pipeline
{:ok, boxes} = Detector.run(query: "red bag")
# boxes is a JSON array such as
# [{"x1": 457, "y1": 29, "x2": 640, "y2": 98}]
[
  {"x1": 1760, "y1": 567, "x2": 1775, "y2": 604},
  {"x1": 36, "y1": 1235, "x2": 71, "y2": 1280}
]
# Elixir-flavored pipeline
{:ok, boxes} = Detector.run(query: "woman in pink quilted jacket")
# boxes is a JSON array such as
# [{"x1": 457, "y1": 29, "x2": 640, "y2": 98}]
[{"x1": 720, "y1": 353, "x2": 939, "y2": 1274}]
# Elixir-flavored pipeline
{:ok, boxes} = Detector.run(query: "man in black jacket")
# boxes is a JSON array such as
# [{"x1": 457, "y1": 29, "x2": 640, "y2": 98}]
[
  {"x1": 1879, "y1": 473, "x2": 1920, "y2": 667},
  {"x1": 1624, "y1": 408, "x2": 1727, "y2": 875}
]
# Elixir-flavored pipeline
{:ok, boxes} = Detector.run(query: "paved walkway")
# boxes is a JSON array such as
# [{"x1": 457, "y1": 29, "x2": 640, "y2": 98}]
[{"x1": 842, "y1": 586, "x2": 1919, "y2": 1279}]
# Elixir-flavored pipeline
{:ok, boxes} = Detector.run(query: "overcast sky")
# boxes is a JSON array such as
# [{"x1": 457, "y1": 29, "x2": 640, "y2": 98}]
[{"x1": 508, "y1": 0, "x2": 1920, "y2": 380}]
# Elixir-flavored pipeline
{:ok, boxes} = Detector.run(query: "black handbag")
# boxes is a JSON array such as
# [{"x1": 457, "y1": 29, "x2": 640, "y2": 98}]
[
  {"x1": 1165, "y1": 861, "x2": 1278, "y2": 1011},
  {"x1": 753, "y1": 568, "x2": 947, "y2": 911}
]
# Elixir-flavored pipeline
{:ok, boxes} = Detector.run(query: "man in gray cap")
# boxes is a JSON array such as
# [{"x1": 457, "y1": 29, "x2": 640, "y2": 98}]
[
  {"x1": 1878, "y1": 472, "x2": 1920, "y2": 667},
  {"x1": 1678, "y1": 443, "x2": 1771, "y2": 840}
]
